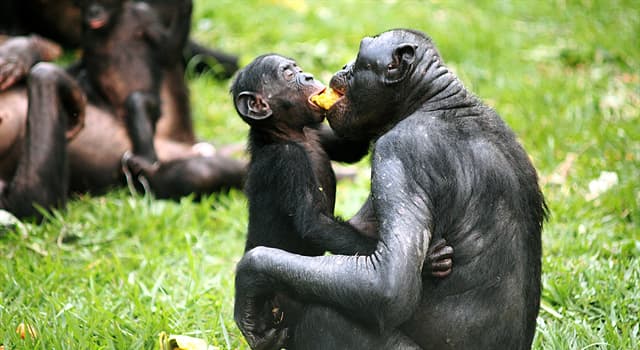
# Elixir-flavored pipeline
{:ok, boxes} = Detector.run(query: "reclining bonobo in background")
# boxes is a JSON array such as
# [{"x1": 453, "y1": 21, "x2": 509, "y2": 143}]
[
  {"x1": 0, "y1": 0, "x2": 245, "y2": 219},
  {"x1": 0, "y1": 0, "x2": 239, "y2": 80},
  {"x1": 234, "y1": 29, "x2": 547, "y2": 350}
]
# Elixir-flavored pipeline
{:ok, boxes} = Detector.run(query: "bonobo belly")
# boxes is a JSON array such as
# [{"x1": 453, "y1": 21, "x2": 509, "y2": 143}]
[
  {"x1": 0, "y1": 89, "x2": 27, "y2": 160},
  {"x1": 401, "y1": 270, "x2": 528, "y2": 350},
  {"x1": 67, "y1": 105, "x2": 129, "y2": 192}
]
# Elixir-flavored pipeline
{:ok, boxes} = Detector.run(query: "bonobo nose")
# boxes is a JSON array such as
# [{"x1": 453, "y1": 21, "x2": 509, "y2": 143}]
[
  {"x1": 341, "y1": 61, "x2": 354, "y2": 71},
  {"x1": 301, "y1": 72, "x2": 314, "y2": 81},
  {"x1": 87, "y1": 5, "x2": 103, "y2": 18}
]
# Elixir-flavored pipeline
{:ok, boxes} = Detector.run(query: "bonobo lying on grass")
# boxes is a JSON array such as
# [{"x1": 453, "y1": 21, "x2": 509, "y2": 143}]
[
  {"x1": 0, "y1": 0, "x2": 245, "y2": 219},
  {"x1": 231, "y1": 53, "x2": 454, "y2": 349},
  {"x1": 234, "y1": 29, "x2": 547, "y2": 350}
]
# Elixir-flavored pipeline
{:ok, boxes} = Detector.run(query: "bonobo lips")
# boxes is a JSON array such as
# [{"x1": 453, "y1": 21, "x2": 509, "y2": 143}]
[
  {"x1": 308, "y1": 86, "x2": 328, "y2": 110},
  {"x1": 309, "y1": 87, "x2": 344, "y2": 110},
  {"x1": 89, "y1": 17, "x2": 107, "y2": 29}
]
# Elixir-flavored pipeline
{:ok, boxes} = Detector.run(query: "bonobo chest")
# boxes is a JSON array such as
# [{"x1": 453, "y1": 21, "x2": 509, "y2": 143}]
[
  {"x1": 83, "y1": 22, "x2": 157, "y2": 108},
  {"x1": 301, "y1": 128, "x2": 336, "y2": 212}
]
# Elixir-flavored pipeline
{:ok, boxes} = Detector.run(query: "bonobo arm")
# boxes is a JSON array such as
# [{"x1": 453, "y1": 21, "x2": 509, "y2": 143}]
[
  {"x1": 349, "y1": 192, "x2": 454, "y2": 278},
  {"x1": 183, "y1": 39, "x2": 239, "y2": 78},
  {"x1": 141, "y1": 0, "x2": 192, "y2": 66},
  {"x1": 316, "y1": 124, "x2": 370, "y2": 163},
  {"x1": 264, "y1": 144, "x2": 377, "y2": 255},
  {"x1": 235, "y1": 134, "x2": 432, "y2": 346},
  {"x1": 347, "y1": 194, "x2": 378, "y2": 238}
]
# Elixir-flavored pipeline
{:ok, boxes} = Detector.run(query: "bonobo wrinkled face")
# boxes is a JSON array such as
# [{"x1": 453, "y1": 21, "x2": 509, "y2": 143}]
[
  {"x1": 326, "y1": 30, "x2": 419, "y2": 140},
  {"x1": 232, "y1": 54, "x2": 326, "y2": 130},
  {"x1": 77, "y1": 0, "x2": 126, "y2": 32}
]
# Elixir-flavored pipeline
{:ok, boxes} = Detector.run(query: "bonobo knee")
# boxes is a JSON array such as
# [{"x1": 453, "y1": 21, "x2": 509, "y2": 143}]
[
  {"x1": 27, "y1": 62, "x2": 65, "y2": 85},
  {"x1": 125, "y1": 91, "x2": 160, "y2": 115},
  {"x1": 124, "y1": 91, "x2": 160, "y2": 110}
]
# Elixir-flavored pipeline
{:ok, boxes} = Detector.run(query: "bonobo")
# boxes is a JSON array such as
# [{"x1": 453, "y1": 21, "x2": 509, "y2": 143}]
[
  {"x1": 65, "y1": 0, "x2": 246, "y2": 198},
  {"x1": 72, "y1": 0, "x2": 197, "y2": 145},
  {"x1": 0, "y1": 0, "x2": 245, "y2": 213},
  {"x1": 0, "y1": 0, "x2": 238, "y2": 78},
  {"x1": 232, "y1": 53, "x2": 381, "y2": 256},
  {"x1": 72, "y1": 0, "x2": 187, "y2": 164},
  {"x1": 0, "y1": 61, "x2": 85, "y2": 219},
  {"x1": 231, "y1": 54, "x2": 453, "y2": 349},
  {"x1": 234, "y1": 29, "x2": 547, "y2": 350}
]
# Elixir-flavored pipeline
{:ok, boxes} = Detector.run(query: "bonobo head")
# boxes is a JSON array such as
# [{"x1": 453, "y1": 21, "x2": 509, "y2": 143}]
[
  {"x1": 75, "y1": 0, "x2": 126, "y2": 33},
  {"x1": 326, "y1": 29, "x2": 455, "y2": 140},
  {"x1": 231, "y1": 54, "x2": 326, "y2": 137}
]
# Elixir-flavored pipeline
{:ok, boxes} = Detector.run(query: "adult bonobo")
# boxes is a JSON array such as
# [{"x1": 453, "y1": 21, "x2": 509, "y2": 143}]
[{"x1": 234, "y1": 29, "x2": 547, "y2": 349}]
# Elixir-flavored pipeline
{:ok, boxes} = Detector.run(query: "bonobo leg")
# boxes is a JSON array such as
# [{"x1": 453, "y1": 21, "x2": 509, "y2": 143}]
[
  {"x1": 124, "y1": 91, "x2": 161, "y2": 163},
  {"x1": 183, "y1": 40, "x2": 239, "y2": 78},
  {"x1": 289, "y1": 305, "x2": 421, "y2": 350},
  {"x1": 123, "y1": 153, "x2": 246, "y2": 200},
  {"x1": 1, "y1": 62, "x2": 85, "y2": 219}
]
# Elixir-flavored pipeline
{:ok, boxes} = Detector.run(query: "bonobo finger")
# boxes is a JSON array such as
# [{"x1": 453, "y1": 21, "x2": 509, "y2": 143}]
[
  {"x1": 431, "y1": 258, "x2": 453, "y2": 272},
  {"x1": 431, "y1": 268, "x2": 452, "y2": 278},
  {"x1": 430, "y1": 245, "x2": 454, "y2": 260},
  {"x1": 429, "y1": 238, "x2": 447, "y2": 251},
  {"x1": 0, "y1": 61, "x2": 20, "y2": 91}
]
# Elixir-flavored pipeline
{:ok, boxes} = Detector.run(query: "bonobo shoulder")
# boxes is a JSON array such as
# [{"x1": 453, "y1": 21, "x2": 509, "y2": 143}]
[{"x1": 374, "y1": 112, "x2": 445, "y2": 155}]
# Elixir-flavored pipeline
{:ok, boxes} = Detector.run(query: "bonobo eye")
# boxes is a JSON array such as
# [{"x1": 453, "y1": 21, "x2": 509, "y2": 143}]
[{"x1": 283, "y1": 67, "x2": 295, "y2": 81}]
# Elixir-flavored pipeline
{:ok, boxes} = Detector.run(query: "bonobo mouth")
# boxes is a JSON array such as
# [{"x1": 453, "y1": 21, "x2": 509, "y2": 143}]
[
  {"x1": 309, "y1": 87, "x2": 344, "y2": 110},
  {"x1": 308, "y1": 87, "x2": 327, "y2": 110},
  {"x1": 88, "y1": 17, "x2": 108, "y2": 30}
]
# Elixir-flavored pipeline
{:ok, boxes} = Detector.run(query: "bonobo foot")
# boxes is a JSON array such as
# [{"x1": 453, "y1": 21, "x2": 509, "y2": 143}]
[
  {"x1": 425, "y1": 238, "x2": 454, "y2": 278},
  {"x1": 0, "y1": 35, "x2": 62, "y2": 91},
  {"x1": 121, "y1": 151, "x2": 157, "y2": 196}
]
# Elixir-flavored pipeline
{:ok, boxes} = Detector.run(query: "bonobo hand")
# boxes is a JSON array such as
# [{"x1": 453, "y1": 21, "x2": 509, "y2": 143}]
[
  {"x1": 424, "y1": 238, "x2": 454, "y2": 278},
  {"x1": 234, "y1": 249, "x2": 289, "y2": 350},
  {"x1": 234, "y1": 294, "x2": 288, "y2": 350}
]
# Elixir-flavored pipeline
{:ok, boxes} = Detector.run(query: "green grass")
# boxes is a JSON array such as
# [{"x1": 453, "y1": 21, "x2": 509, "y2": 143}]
[{"x1": 1, "y1": 0, "x2": 639, "y2": 348}]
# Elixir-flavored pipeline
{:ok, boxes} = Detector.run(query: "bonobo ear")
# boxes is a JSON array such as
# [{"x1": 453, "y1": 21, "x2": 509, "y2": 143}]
[
  {"x1": 384, "y1": 43, "x2": 417, "y2": 85},
  {"x1": 235, "y1": 92, "x2": 273, "y2": 120}
]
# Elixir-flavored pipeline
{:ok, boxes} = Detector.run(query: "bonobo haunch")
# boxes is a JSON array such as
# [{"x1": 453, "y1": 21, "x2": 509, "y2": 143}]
[{"x1": 234, "y1": 29, "x2": 547, "y2": 350}]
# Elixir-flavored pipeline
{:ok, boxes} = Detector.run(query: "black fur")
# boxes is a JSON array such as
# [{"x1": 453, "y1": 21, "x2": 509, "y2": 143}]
[
  {"x1": 235, "y1": 29, "x2": 547, "y2": 350},
  {"x1": 232, "y1": 53, "x2": 455, "y2": 349}
]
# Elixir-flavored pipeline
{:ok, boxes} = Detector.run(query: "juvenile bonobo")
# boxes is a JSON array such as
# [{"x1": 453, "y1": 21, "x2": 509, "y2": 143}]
[
  {"x1": 72, "y1": 0, "x2": 189, "y2": 163},
  {"x1": 0, "y1": 62, "x2": 85, "y2": 219},
  {"x1": 231, "y1": 54, "x2": 453, "y2": 348},
  {"x1": 73, "y1": 0, "x2": 196, "y2": 145},
  {"x1": 234, "y1": 29, "x2": 547, "y2": 350},
  {"x1": 232, "y1": 53, "x2": 378, "y2": 255},
  {"x1": 65, "y1": 0, "x2": 246, "y2": 198}
]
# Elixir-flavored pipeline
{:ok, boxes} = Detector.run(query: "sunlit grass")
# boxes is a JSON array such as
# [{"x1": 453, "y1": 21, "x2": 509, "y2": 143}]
[{"x1": 1, "y1": 0, "x2": 639, "y2": 348}]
